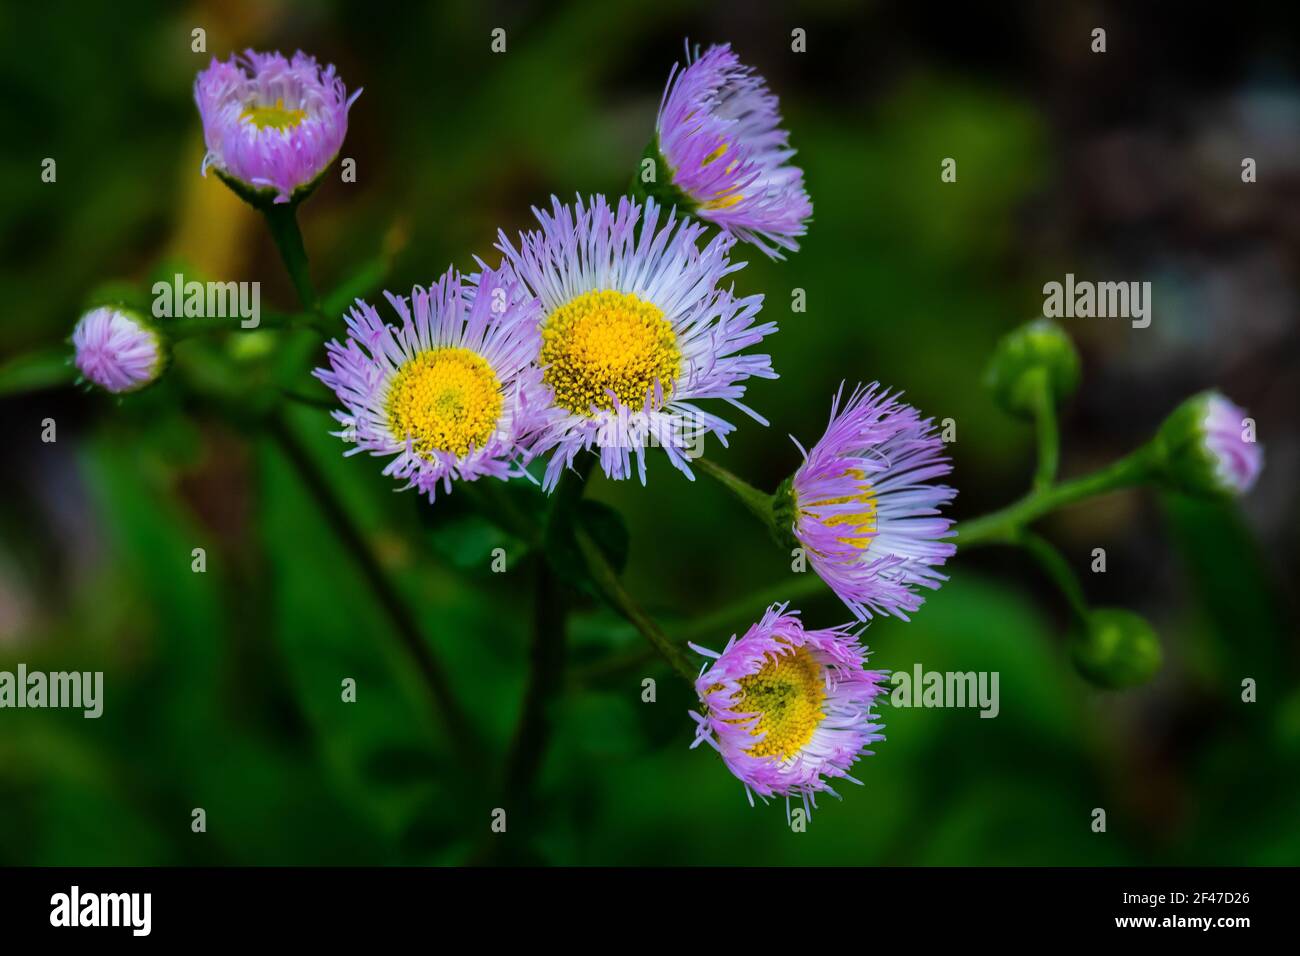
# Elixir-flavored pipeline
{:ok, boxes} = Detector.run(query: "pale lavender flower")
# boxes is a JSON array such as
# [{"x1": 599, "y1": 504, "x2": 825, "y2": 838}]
[
  {"x1": 656, "y1": 43, "x2": 812, "y2": 259},
  {"x1": 314, "y1": 265, "x2": 549, "y2": 501},
  {"x1": 689, "y1": 603, "x2": 886, "y2": 816},
  {"x1": 788, "y1": 383, "x2": 956, "y2": 621},
  {"x1": 1155, "y1": 390, "x2": 1263, "y2": 497},
  {"x1": 495, "y1": 194, "x2": 777, "y2": 491},
  {"x1": 195, "y1": 50, "x2": 360, "y2": 204},
  {"x1": 72, "y1": 306, "x2": 165, "y2": 394},
  {"x1": 1200, "y1": 393, "x2": 1263, "y2": 494}
]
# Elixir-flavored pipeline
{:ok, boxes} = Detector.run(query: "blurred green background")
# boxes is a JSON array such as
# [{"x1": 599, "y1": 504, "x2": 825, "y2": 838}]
[{"x1": 1, "y1": 0, "x2": 1297, "y2": 865}]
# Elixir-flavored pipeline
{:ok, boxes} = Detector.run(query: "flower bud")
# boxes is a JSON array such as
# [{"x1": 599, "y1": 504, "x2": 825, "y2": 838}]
[
  {"x1": 72, "y1": 306, "x2": 167, "y2": 394},
  {"x1": 984, "y1": 319, "x2": 1081, "y2": 418},
  {"x1": 195, "y1": 51, "x2": 360, "y2": 207},
  {"x1": 1071, "y1": 608, "x2": 1162, "y2": 689},
  {"x1": 1153, "y1": 391, "x2": 1263, "y2": 497}
]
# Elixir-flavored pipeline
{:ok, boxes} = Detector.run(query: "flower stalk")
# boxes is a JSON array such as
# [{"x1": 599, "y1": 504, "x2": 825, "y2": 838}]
[
  {"x1": 266, "y1": 412, "x2": 485, "y2": 772},
  {"x1": 956, "y1": 446, "x2": 1156, "y2": 548},
  {"x1": 1014, "y1": 530, "x2": 1088, "y2": 621},
  {"x1": 576, "y1": 526, "x2": 698, "y2": 684},
  {"x1": 262, "y1": 202, "x2": 321, "y2": 315},
  {"x1": 694, "y1": 457, "x2": 781, "y2": 535},
  {"x1": 1030, "y1": 372, "x2": 1060, "y2": 493}
]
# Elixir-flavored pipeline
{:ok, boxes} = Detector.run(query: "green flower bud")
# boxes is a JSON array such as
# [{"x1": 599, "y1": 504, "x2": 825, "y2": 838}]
[
  {"x1": 1152, "y1": 391, "x2": 1263, "y2": 498},
  {"x1": 984, "y1": 319, "x2": 1081, "y2": 418},
  {"x1": 1071, "y1": 608, "x2": 1162, "y2": 689}
]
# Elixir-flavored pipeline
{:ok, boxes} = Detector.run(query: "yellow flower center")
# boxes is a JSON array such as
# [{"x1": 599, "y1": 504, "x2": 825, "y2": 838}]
[
  {"x1": 540, "y1": 289, "x2": 681, "y2": 416},
  {"x1": 698, "y1": 142, "x2": 744, "y2": 209},
  {"x1": 733, "y1": 645, "x2": 827, "y2": 759},
  {"x1": 802, "y1": 469, "x2": 878, "y2": 549},
  {"x1": 385, "y1": 347, "x2": 503, "y2": 459},
  {"x1": 701, "y1": 143, "x2": 729, "y2": 165},
  {"x1": 241, "y1": 98, "x2": 307, "y2": 131}
]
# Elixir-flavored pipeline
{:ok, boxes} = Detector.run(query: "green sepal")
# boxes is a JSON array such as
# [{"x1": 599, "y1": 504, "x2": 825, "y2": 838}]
[
  {"x1": 1151, "y1": 391, "x2": 1238, "y2": 499},
  {"x1": 211, "y1": 161, "x2": 331, "y2": 212},
  {"x1": 627, "y1": 137, "x2": 697, "y2": 214}
]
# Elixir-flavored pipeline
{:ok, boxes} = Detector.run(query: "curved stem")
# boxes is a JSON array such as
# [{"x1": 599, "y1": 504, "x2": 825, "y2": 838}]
[
  {"x1": 1014, "y1": 530, "x2": 1089, "y2": 622},
  {"x1": 957, "y1": 446, "x2": 1156, "y2": 548},
  {"x1": 694, "y1": 457, "x2": 775, "y2": 528},
  {"x1": 266, "y1": 413, "x2": 483, "y2": 771},
  {"x1": 570, "y1": 572, "x2": 830, "y2": 686},
  {"x1": 462, "y1": 453, "x2": 699, "y2": 687},
  {"x1": 694, "y1": 434, "x2": 1154, "y2": 556},
  {"x1": 1031, "y1": 374, "x2": 1059, "y2": 493},
  {"x1": 575, "y1": 442, "x2": 1155, "y2": 684},
  {"x1": 576, "y1": 526, "x2": 698, "y2": 684}
]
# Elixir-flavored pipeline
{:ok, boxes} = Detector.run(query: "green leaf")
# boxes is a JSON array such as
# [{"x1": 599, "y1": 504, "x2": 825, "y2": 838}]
[
  {"x1": 425, "y1": 510, "x2": 526, "y2": 572},
  {"x1": 323, "y1": 256, "x2": 391, "y2": 318},
  {"x1": 0, "y1": 345, "x2": 75, "y2": 396}
]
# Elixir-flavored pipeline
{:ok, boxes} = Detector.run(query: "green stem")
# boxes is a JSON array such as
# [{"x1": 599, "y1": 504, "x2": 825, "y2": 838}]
[
  {"x1": 570, "y1": 573, "x2": 828, "y2": 686},
  {"x1": 262, "y1": 203, "x2": 321, "y2": 315},
  {"x1": 957, "y1": 446, "x2": 1156, "y2": 548},
  {"x1": 695, "y1": 458, "x2": 775, "y2": 529},
  {"x1": 266, "y1": 413, "x2": 484, "y2": 771},
  {"x1": 498, "y1": 459, "x2": 589, "y2": 791},
  {"x1": 547, "y1": 455, "x2": 595, "y2": 527},
  {"x1": 576, "y1": 526, "x2": 698, "y2": 684},
  {"x1": 166, "y1": 309, "x2": 319, "y2": 339},
  {"x1": 1014, "y1": 530, "x2": 1089, "y2": 622},
  {"x1": 279, "y1": 388, "x2": 336, "y2": 411},
  {"x1": 572, "y1": 442, "x2": 1158, "y2": 683},
  {"x1": 463, "y1": 453, "x2": 699, "y2": 687},
  {"x1": 1031, "y1": 373, "x2": 1059, "y2": 493},
  {"x1": 501, "y1": 559, "x2": 568, "y2": 808}
]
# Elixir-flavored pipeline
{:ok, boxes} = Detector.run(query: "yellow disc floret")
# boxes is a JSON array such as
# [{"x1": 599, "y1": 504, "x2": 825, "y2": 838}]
[
  {"x1": 698, "y1": 142, "x2": 744, "y2": 210},
  {"x1": 734, "y1": 645, "x2": 827, "y2": 759},
  {"x1": 385, "y1": 347, "x2": 502, "y2": 459},
  {"x1": 701, "y1": 143, "x2": 729, "y2": 166},
  {"x1": 540, "y1": 290, "x2": 681, "y2": 415},
  {"x1": 802, "y1": 468, "x2": 878, "y2": 549},
  {"x1": 701, "y1": 189, "x2": 744, "y2": 211},
  {"x1": 241, "y1": 97, "x2": 307, "y2": 131}
]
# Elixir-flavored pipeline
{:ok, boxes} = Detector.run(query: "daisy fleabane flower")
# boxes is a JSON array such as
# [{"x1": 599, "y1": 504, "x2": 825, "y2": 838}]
[
  {"x1": 655, "y1": 42, "x2": 812, "y2": 259},
  {"x1": 1199, "y1": 394, "x2": 1263, "y2": 493},
  {"x1": 72, "y1": 306, "x2": 166, "y2": 394},
  {"x1": 314, "y1": 265, "x2": 549, "y2": 501},
  {"x1": 689, "y1": 603, "x2": 886, "y2": 816},
  {"x1": 195, "y1": 50, "x2": 360, "y2": 204},
  {"x1": 787, "y1": 383, "x2": 956, "y2": 621},
  {"x1": 1155, "y1": 390, "x2": 1263, "y2": 497},
  {"x1": 497, "y1": 194, "x2": 777, "y2": 491}
]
